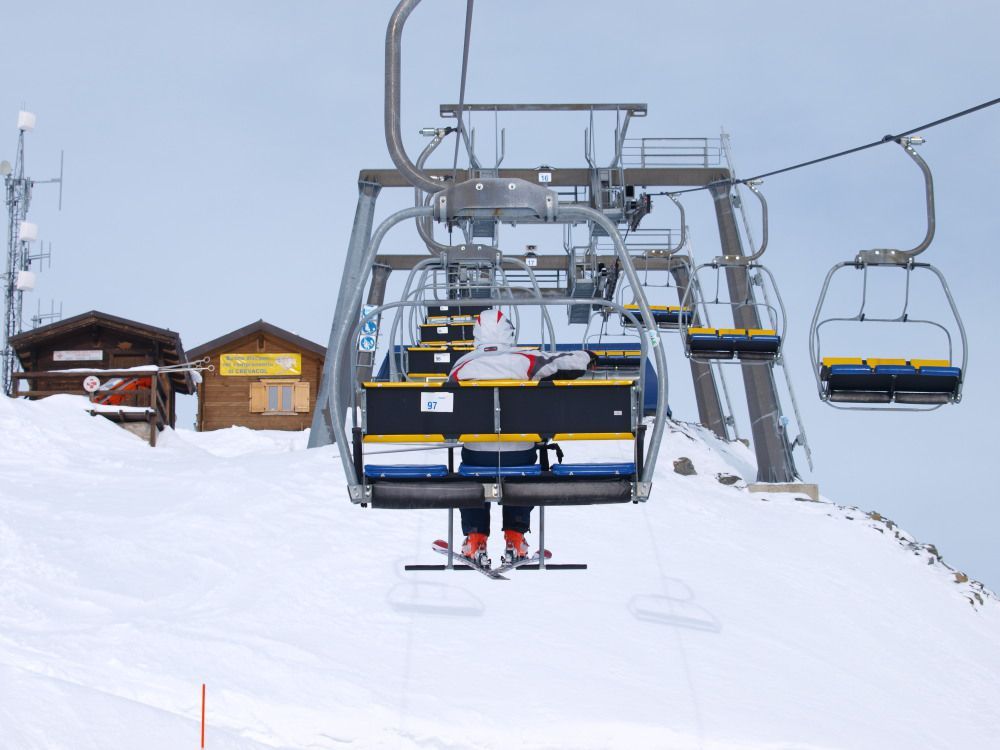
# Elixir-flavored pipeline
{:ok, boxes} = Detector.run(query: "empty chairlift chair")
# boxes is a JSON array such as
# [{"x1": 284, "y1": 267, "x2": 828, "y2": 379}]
[
  {"x1": 680, "y1": 181, "x2": 787, "y2": 365},
  {"x1": 809, "y1": 137, "x2": 967, "y2": 410}
]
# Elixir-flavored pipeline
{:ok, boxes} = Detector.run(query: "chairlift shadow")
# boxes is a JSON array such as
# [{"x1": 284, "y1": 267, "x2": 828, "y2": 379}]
[
  {"x1": 627, "y1": 578, "x2": 721, "y2": 633},
  {"x1": 386, "y1": 559, "x2": 486, "y2": 617}
]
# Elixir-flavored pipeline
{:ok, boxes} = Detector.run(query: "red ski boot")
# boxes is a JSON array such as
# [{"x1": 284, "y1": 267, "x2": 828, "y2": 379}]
[
  {"x1": 461, "y1": 533, "x2": 490, "y2": 566},
  {"x1": 503, "y1": 530, "x2": 529, "y2": 564}
]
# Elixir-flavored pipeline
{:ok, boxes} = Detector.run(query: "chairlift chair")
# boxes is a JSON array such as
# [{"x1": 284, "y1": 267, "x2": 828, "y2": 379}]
[
  {"x1": 808, "y1": 137, "x2": 967, "y2": 410},
  {"x1": 617, "y1": 194, "x2": 696, "y2": 332},
  {"x1": 679, "y1": 182, "x2": 787, "y2": 364}
]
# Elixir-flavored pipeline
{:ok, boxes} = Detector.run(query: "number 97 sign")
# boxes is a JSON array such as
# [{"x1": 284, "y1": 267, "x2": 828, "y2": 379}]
[{"x1": 420, "y1": 392, "x2": 454, "y2": 413}]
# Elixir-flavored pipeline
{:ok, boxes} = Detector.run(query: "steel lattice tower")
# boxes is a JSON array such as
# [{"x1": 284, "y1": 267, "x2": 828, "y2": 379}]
[{"x1": 2, "y1": 125, "x2": 33, "y2": 396}]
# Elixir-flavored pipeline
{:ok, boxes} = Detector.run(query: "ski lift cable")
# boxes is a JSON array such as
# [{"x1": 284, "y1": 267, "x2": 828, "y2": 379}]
[
  {"x1": 652, "y1": 95, "x2": 1000, "y2": 197},
  {"x1": 451, "y1": 0, "x2": 476, "y2": 178}
]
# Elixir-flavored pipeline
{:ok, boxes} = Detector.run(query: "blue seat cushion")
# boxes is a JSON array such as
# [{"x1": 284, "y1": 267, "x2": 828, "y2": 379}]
[
  {"x1": 458, "y1": 463, "x2": 542, "y2": 477},
  {"x1": 919, "y1": 366, "x2": 962, "y2": 378},
  {"x1": 828, "y1": 364, "x2": 872, "y2": 376},
  {"x1": 874, "y1": 365, "x2": 916, "y2": 376},
  {"x1": 365, "y1": 464, "x2": 449, "y2": 479},
  {"x1": 551, "y1": 462, "x2": 637, "y2": 477}
]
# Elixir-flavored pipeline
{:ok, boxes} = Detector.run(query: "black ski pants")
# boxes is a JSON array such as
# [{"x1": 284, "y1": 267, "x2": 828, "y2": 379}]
[{"x1": 459, "y1": 446, "x2": 535, "y2": 535}]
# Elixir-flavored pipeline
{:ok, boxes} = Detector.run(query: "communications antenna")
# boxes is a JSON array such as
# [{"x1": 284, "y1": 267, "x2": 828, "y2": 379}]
[
  {"x1": 31, "y1": 298, "x2": 62, "y2": 329},
  {"x1": 2, "y1": 110, "x2": 64, "y2": 396}
]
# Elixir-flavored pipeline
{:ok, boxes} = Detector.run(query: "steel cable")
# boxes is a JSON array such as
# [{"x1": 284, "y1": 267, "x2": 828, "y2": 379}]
[
  {"x1": 654, "y1": 95, "x2": 1000, "y2": 196},
  {"x1": 452, "y1": 0, "x2": 475, "y2": 177}
]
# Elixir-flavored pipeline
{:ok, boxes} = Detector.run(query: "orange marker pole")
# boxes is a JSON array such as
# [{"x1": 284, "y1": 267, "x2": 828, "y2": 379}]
[{"x1": 201, "y1": 683, "x2": 206, "y2": 748}]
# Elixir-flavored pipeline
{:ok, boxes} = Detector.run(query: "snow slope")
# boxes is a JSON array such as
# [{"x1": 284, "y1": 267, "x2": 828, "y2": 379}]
[{"x1": 1, "y1": 394, "x2": 997, "y2": 749}]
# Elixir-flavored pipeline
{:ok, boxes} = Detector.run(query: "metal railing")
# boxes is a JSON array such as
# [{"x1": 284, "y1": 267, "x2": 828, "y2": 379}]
[
  {"x1": 596, "y1": 227, "x2": 683, "y2": 255},
  {"x1": 621, "y1": 137, "x2": 722, "y2": 168}
]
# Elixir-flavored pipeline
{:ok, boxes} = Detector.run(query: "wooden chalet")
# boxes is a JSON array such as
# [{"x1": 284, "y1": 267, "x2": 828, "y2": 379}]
[
  {"x1": 9, "y1": 310, "x2": 195, "y2": 445},
  {"x1": 188, "y1": 320, "x2": 326, "y2": 432}
]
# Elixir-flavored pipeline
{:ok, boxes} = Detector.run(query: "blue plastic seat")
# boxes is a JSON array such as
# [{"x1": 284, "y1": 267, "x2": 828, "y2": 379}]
[
  {"x1": 365, "y1": 464, "x2": 449, "y2": 479},
  {"x1": 688, "y1": 333, "x2": 732, "y2": 357},
  {"x1": 828, "y1": 364, "x2": 872, "y2": 376},
  {"x1": 458, "y1": 463, "x2": 542, "y2": 478},
  {"x1": 874, "y1": 364, "x2": 916, "y2": 376},
  {"x1": 895, "y1": 365, "x2": 962, "y2": 397},
  {"x1": 551, "y1": 462, "x2": 636, "y2": 477},
  {"x1": 918, "y1": 366, "x2": 962, "y2": 378}
]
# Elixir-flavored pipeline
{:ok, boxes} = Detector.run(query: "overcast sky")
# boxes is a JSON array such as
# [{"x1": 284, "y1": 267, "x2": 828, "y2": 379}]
[{"x1": 3, "y1": 1, "x2": 998, "y2": 586}]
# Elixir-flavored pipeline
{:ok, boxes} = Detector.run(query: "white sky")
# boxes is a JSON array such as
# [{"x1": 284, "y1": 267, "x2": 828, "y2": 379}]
[{"x1": 3, "y1": 0, "x2": 998, "y2": 585}]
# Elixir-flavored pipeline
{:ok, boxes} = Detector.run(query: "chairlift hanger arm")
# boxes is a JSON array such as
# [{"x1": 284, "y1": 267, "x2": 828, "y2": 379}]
[
  {"x1": 743, "y1": 182, "x2": 768, "y2": 262},
  {"x1": 897, "y1": 137, "x2": 935, "y2": 259},
  {"x1": 664, "y1": 194, "x2": 687, "y2": 254},
  {"x1": 856, "y1": 138, "x2": 935, "y2": 265},
  {"x1": 414, "y1": 129, "x2": 456, "y2": 255},
  {"x1": 385, "y1": 0, "x2": 447, "y2": 194}
]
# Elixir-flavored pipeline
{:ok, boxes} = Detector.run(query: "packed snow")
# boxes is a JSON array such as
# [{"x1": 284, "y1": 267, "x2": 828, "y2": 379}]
[{"x1": 1, "y1": 394, "x2": 997, "y2": 749}]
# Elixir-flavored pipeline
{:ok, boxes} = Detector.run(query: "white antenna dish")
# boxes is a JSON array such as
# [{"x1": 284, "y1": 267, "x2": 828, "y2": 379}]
[
  {"x1": 18, "y1": 222, "x2": 38, "y2": 242},
  {"x1": 15, "y1": 270, "x2": 36, "y2": 291},
  {"x1": 17, "y1": 111, "x2": 36, "y2": 132},
  {"x1": 0, "y1": 161, "x2": 10, "y2": 176}
]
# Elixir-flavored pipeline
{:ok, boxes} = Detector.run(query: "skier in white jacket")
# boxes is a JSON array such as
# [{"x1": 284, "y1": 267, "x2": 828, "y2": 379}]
[{"x1": 448, "y1": 308, "x2": 595, "y2": 563}]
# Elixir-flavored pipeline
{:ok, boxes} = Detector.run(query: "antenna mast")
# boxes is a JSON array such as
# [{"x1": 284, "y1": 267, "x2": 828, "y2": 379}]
[{"x1": 2, "y1": 111, "x2": 62, "y2": 396}]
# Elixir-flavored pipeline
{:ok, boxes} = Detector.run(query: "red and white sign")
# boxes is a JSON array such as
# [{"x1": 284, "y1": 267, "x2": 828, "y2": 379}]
[{"x1": 82, "y1": 376, "x2": 101, "y2": 393}]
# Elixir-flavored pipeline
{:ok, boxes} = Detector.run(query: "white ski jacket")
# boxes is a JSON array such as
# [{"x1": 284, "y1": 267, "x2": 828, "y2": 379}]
[{"x1": 447, "y1": 309, "x2": 593, "y2": 453}]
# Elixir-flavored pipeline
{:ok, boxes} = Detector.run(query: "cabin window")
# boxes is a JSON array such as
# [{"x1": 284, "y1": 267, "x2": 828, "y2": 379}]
[
  {"x1": 267, "y1": 383, "x2": 294, "y2": 413},
  {"x1": 250, "y1": 379, "x2": 310, "y2": 415}
]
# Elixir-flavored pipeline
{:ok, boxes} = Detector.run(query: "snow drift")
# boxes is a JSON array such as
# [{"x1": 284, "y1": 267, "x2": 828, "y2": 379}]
[{"x1": 1, "y1": 394, "x2": 997, "y2": 749}]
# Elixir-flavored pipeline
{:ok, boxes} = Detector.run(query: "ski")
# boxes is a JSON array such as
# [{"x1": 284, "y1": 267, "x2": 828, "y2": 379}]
[
  {"x1": 494, "y1": 548, "x2": 553, "y2": 576},
  {"x1": 432, "y1": 540, "x2": 508, "y2": 580}
]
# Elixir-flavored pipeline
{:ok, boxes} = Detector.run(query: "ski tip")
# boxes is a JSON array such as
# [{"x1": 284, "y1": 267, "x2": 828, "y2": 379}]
[
  {"x1": 542, "y1": 549, "x2": 553, "y2": 559},
  {"x1": 432, "y1": 539, "x2": 449, "y2": 549}
]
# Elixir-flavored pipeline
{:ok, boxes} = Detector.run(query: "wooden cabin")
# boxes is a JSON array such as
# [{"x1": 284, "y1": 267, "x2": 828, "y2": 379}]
[
  {"x1": 9, "y1": 310, "x2": 195, "y2": 445},
  {"x1": 188, "y1": 320, "x2": 326, "y2": 432}
]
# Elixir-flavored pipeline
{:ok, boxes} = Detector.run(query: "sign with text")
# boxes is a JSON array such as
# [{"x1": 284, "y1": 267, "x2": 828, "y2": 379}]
[
  {"x1": 420, "y1": 392, "x2": 454, "y2": 413},
  {"x1": 54, "y1": 350, "x2": 103, "y2": 362},
  {"x1": 219, "y1": 353, "x2": 302, "y2": 376}
]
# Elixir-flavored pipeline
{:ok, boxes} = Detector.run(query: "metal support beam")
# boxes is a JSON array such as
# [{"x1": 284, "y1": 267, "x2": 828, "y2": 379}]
[
  {"x1": 440, "y1": 102, "x2": 648, "y2": 116},
  {"x1": 357, "y1": 263, "x2": 392, "y2": 384},
  {"x1": 708, "y1": 182, "x2": 796, "y2": 482},
  {"x1": 309, "y1": 180, "x2": 382, "y2": 448},
  {"x1": 358, "y1": 167, "x2": 730, "y2": 189}
]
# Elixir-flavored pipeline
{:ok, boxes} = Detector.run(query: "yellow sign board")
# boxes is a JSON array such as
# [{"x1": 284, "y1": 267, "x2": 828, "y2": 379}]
[{"x1": 220, "y1": 353, "x2": 302, "y2": 377}]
